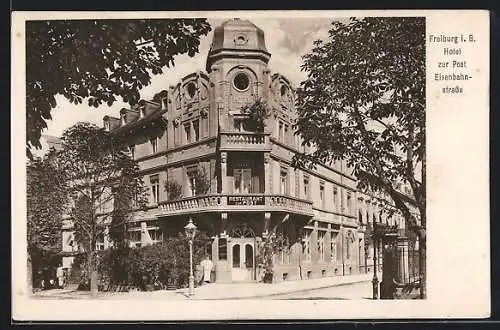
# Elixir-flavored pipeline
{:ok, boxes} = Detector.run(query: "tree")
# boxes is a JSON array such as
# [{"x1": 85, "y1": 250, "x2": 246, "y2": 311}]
[
  {"x1": 27, "y1": 151, "x2": 69, "y2": 291},
  {"x1": 164, "y1": 180, "x2": 183, "y2": 200},
  {"x1": 26, "y1": 19, "x2": 212, "y2": 157},
  {"x1": 256, "y1": 231, "x2": 286, "y2": 283},
  {"x1": 240, "y1": 99, "x2": 271, "y2": 132},
  {"x1": 57, "y1": 122, "x2": 147, "y2": 295},
  {"x1": 293, "y1": 17, "x2": 426, "y2": 298},
  {"x1": 191, "y1": 166, "x2": 211, "y2": 196}
]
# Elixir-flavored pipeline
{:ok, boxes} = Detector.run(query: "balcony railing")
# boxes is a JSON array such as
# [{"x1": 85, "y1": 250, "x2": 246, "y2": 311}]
[
  {"x1": 157, "y1": 193, "x2": 313, "y2": 216},
  {"x1": 220, "y1": 131, "x2": 271, "y2": 151}
]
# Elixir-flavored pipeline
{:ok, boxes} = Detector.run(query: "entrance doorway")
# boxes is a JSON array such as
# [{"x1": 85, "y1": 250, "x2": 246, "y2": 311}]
[
  {"x1": 230, "y1": 224, "x2": 256, "y2": 282},
  {"x1": 231, "y1": 239, "x2": 255, "y2": 281}
]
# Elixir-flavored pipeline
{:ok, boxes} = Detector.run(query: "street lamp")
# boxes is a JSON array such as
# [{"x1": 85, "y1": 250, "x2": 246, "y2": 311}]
[
  {"x1": 372, "y1": 223, "x2": 379, "y2": 300},
  {"x1": 184, "y1": 218, "x2": 197, "y2": 297}
]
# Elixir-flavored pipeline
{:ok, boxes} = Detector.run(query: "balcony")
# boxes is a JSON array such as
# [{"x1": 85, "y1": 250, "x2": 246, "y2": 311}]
[
  {"x1": 157, "y1": 194, "x2": 313, "y2": 217},
  {"x1": 220, "y1": 131, "x2": 271, "y2": 151}
]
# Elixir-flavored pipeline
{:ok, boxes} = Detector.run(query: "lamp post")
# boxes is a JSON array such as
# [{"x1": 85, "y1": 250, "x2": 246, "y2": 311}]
[
  {"x1": 184, "y1": 218, "x2": 197, "y2": 297},
  {"x1": 372, "y1": 224, "x2": 379, "y2": 300}
]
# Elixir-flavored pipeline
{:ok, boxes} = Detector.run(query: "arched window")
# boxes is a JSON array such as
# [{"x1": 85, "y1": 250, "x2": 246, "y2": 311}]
[
  {"x1": 232, "y1": 244, "x2": 240, "y2": 268},
  {"x1": 245, "y1": 244, "x2": 253, "y2": 268},
  {"x1": 231, "y1": 224, "x2": 255, "y2": 238}
]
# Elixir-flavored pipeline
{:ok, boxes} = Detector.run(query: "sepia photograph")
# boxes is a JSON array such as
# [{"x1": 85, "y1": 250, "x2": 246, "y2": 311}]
[{"x1": 12, "y1": 10, "x2": 489, "y2": 320}]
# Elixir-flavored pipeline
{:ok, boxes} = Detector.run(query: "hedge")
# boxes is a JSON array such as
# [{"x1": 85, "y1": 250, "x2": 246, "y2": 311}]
[{"x1": 73, "y1": 233, "x2": 210, "y2": 291}]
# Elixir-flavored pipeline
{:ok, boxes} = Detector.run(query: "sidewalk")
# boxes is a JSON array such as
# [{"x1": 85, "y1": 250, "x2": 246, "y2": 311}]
[
  {"x1": 33, "y1": 273, "x2": 378, "y2": 300},
  {"x1": 177, "y1": 272, "x2": 376, "y2": 300}
]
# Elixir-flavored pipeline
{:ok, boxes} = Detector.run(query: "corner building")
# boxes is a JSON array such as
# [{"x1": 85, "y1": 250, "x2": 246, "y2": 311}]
[{"x1": 95, "y1": 19, "x2": 402, "y2": 283}]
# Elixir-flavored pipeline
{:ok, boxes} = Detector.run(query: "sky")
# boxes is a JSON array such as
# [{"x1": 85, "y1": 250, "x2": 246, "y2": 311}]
[{"x1": 39, "y1": 17, "x2": 342, "y2": 145}]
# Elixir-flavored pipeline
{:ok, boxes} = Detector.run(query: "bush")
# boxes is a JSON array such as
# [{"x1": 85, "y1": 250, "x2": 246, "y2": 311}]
[{"x1": 75, "y1": 233, "x2": 211, "y2": 291}]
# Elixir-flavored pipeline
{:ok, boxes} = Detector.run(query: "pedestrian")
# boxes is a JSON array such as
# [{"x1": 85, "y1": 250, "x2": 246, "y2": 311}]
[
  {"x1": 200, "y1": 255, "x2": 213, "y2": 284},
  {"x1": 56, "y1": 263, "x2": 64, "y2": 288}
]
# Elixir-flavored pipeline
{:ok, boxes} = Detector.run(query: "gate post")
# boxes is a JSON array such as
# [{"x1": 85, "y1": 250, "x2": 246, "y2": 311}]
[
  {"x1": 380, "y1": 233, "x2": 398, "y2": 299},
  {"x1": 395, "y1": 236, "x2": 410, "y2": 284}
]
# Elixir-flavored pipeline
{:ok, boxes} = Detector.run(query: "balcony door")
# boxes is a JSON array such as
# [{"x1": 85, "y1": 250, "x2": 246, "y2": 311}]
[{"x1": 234, "y1": 168, "x2": 252, "y2": 194}]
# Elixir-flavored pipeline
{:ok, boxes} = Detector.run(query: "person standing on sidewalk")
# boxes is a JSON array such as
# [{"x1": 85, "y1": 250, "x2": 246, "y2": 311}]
[
  {"x1": 200, "y1": 255, "x2": 213, "y2": 284},
  {"x1": 56, "y1": 263, "x2": 64, "y2": 289}
]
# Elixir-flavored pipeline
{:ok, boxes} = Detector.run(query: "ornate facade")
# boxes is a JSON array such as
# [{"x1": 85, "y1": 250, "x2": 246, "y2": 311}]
[{"x1": 61, "y1": 18, "x2": 417, "y2": 283}]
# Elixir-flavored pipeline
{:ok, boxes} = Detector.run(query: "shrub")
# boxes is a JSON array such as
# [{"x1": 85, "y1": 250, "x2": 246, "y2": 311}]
[{"x1": 75, "y1": 232, "x2": 211, "y2": 291}]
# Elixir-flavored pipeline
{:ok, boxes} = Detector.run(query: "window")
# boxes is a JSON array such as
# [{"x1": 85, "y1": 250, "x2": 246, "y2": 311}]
[
  {"x1": 149, "y1": 229, "x2": 163, "y2": 243},
  {"x1": 184, "y1": 123, "x2": 192, "y2": 143},
  {"x1": 150, "y1": 138, "x2": 158, "y2": 153},
  {"x1": 346, "y1": 192, "x2": 352, "y2": 213},
  {"x1": 330, "y1": 232, "x2": 337, "y2": 262},
  {"x1": 284, "y1": 124, "x2": 289, "y2": 144},
  {"x1": 302, "y1": 229, "x2": 312, "y2": 262},
  {"x1": 333, "y1": 186, "x2": 338, "y2": 209},
  {"x1": 245, "y1": 244, "x2": 254, "y2": 267},
  {"x1": 319, "y1": 182, "x2": 325, "y2": 208},
  {"x1": 278, "y1": 121, "x2": 283, "y2": 141},
  {"x1": 128, "y1": 231, "x2": 141, "y2": 247},
  {"x1": 232, "y1": 244, "x2": 241, "y2": 267},
  {"x1": 62, "y1": 232, "x2": 77, "y2": 252},
  {"x1": 233, "y1": 73, "x2": 250, "y2": 91},
  {"x1": 234, "y1": 168, "x2": 252, "y2": 194},
  {"x1": 280, "y1": 167, "x2": 288, "y2": 195},
  {"x1": 359, "y1": 210, "x2": 363, "y2": 224},
  {"x1": 188, "y1": 174, "x2": 196, "y2": 196},
  {"x1": 346, "y1": 233, "x2": 351, "y2": 260},
  {"x1": 193, "y1": 119, "x2": 200, "y2": 141},
  {"x1": 318, "y1": 230, "x2": 326, "y2": 262},
  {"x1": 150, "y1": 175, "x2": 160, "y2": 204},
  {"x1": 219, "y1": 238, "x2": 227, "y2": 260},
  {"x1": 173, "y1": 125, "x2": 179, "y2": 146},
  {"x1": 303, "y1": 176, "x2": 310, "y2": 199}
]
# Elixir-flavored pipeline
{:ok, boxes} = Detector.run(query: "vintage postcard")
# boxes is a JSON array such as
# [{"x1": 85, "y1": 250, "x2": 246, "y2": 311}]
[{"x1": 11, "y1": 10, "x2": 490, "y2": 320}]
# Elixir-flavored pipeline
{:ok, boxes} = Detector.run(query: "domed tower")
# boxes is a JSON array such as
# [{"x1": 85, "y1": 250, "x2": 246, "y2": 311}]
[{"x1": 206, "y1": 18, "x2": 272, "y2": 130}]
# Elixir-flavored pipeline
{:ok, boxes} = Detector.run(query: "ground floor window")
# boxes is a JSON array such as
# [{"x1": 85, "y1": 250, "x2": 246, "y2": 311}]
[
  {"x1": 219, "y1": 238, "x2": 227, "y2": 260},
  {"x1": 149, "y1": 229, "x2": 163, "y2": 243},
  {"x1": 302, "y1": 229, "x2": 312, "y2": 262},
  {"x1": 128, "y1": 231, "x2": 141, "y2": 247},
  {"x1": 318, "y1": 230, "x2": 326, "y2": 262}
]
